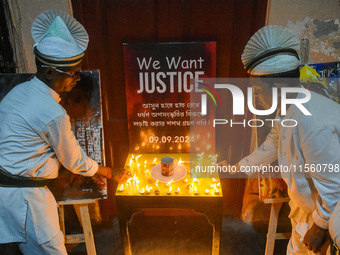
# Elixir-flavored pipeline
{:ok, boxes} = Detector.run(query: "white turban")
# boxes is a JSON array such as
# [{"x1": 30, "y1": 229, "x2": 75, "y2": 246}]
[
  {"x1": 31, "y1": 10, "x2": 89, "y2": 67},
  {"x1": 241, "y1": 25, "x2": 301, "y2": 75}
]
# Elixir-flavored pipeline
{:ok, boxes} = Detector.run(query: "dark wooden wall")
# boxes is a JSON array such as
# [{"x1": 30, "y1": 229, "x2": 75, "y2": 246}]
[{"x1": 71, "y1": 0, "x2": 267, "y2": 219}]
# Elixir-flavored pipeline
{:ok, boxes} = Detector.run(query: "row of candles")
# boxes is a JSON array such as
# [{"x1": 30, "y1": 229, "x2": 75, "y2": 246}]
[
  {"x1": 118, "y1": 175, "x2": 221, "y2": 196},
  {"x1": 126, "y1": 153, "x2": 217, "y2": 177},
  {"x1": 117, "y1": 154, "x2": 221, "y2": 196}
]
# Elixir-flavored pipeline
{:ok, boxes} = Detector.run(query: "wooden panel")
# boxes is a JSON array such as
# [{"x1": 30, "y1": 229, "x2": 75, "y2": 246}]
[{"x1": 71, "y1": 0, "x2": 268, "y2": 219}]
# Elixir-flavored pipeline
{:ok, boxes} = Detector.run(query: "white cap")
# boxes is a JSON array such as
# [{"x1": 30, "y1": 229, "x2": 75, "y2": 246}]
[
  {"x1": 241, "y1": 25, "x2": 300, "y2": 75},
  {"x1": 31, "y1": 10, "x2": 89, "y2": 67}
]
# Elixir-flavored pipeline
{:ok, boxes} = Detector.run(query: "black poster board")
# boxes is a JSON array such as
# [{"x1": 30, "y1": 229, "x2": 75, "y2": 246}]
[{"x1": 0, "y1": 71, "x2": 106, "y2": 201}]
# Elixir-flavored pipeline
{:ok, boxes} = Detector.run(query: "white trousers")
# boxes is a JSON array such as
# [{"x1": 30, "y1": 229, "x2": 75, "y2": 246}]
[
  {"x1": 287, "y1": 203, "x2": 329, "y2": 255},
  {"x1": 18, "y1": 206, "x2": 67, "y2": 255}
]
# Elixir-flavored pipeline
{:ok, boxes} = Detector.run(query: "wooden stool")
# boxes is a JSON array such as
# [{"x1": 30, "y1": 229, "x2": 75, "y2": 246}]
[
  {"x1": 263, "y1": 198, "x2": 291, "y2": 255},
  {"x1": 57, "y1": 199, "x2": 97, "y2": 255}
]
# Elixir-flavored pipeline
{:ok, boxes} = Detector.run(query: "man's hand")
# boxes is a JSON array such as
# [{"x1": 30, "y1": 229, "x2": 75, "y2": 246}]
[
  {"x1": 112, "y1": 168, "x2": 130, "y2": 183},
  {"x1": 303, "y1": 223, "x2": 328, "y2": 253}
]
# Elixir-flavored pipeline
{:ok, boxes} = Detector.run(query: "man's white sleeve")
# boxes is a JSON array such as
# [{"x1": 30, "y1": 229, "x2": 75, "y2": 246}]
[
  {"x1": 238, "y1": 122, "x2": 280, "y2": 172},
  {"x1": 301, "y1": 125, "x2": 340, "y2": 229},
  {"x1": 40, "y1": 114, "x2": 98, "y2": 177}
]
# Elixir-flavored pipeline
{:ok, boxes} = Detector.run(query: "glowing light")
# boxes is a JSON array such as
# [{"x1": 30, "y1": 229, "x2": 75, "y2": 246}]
[
  {"x1": 118, "y1": 184, "x2": 124, "y2": 192},
  {"x1": 174, "y1": 187, "x2": 180, "y2": 194},
  {"x1": 205, "y1": 189, "x2": 210, "y2": 195},
  {"x1": 167, "y1": 186, "x2": 172, "y2": 195},
  {"x1": 140, "y1": 188, "x2": 145, "y2": 195},
  {"x1": 166, "y1": 179, "x2": 174, "y2": 187},
  {"x1": 192, "y1": 178, "x2": 201, "y2": 186}
]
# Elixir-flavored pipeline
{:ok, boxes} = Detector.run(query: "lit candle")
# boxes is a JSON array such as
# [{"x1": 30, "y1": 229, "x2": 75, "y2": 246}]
[
  {"x1": 136, "y1": 155, "x2": 142, "y2": 174},
  {"x1": 174, "y1": 187, "x2": 180, "y2": 195},
  {"x1": 140, "y1": 188, "x2": 145, "y2": 195},
  {"x1": 212, "y1": 178, "x2": 217, "y2": 183},
  {"x1": 194, "y1": 187, "x2": 199, "y2": 195},
  {"x1": 167, "y1": 186, "x2": 172, "y2": 195},
  {"x1": 126, "y1": 178, "x2": 132, "y2": 192},
  {"x1": 213, "y1": 184, "x2": 219, "y2": 195},
  {"x1": 205, "y1": 189, "x2": 210, "y2": 195},
  {"x1": 145, "y1": 185, "x2": 152, "y2": 195},
  {"x1": 118, "y1": 184, "x2": 124, "y2": 192},
  {"x1": 217, "y1": 182, "x2": 221, "y2": 188},
  {"x1": 166, "y1": 179, "x2": 174, "y2": 187},
  {"x1": 183, "y1": 179, "x2": 188, "y2": 183},
  {"x1": 152, "y1": 158, "x2": 157, "y2": 166},
  {"x1": 155, "y1": 180, "x2": 160, "y2": 191},
  {"x1": 192, "y1": 178, "x2": 201, "y2": 186},
  {"x1": 144, "y1": 169, "x2": 149, "y2": 178}
]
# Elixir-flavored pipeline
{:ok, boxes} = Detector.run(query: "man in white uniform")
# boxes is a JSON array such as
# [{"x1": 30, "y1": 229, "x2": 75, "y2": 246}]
[
  {"x1": 225, "y1": 25, "x2": 340, "y2": 254},
  {"x1": 0, "y1": 10, "x2": 126, "y2": 254},
  {"x1": 330, "y1": 200, "x2": 340, "y2": 254}
]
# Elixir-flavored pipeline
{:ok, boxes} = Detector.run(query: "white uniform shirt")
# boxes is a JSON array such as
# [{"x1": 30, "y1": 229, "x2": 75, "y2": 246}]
[
  {"x1": 0, "y1": 76, "x2": 98, "y2": 244},
  {"x1": 239, "y1": 91, "x2": 340, "y2": 229},
  {"x1": 330, "y1": 200, "x2": 340, "y2": 247}
]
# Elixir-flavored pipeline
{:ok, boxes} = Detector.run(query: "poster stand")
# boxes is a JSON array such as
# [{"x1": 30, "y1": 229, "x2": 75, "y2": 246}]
[
  {"x1": 58, "y1": 199, "x2": 97, "y2": 255},
  {"x1": 263, "y1": 198, "x2": 291, "y2": 255}
]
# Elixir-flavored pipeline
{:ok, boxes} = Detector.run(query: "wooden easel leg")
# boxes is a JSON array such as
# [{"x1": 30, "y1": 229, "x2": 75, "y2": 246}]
[
  {"x1": 73, "y1": 204, "x2": 83, "y2": 227},
  {"x1": 74, "y1": 204, "x2": 97, "y2": 255},
  {"x1": 265, "y1": 202, "x2": 283, "y2": 255},
  {"x1": 58, "y1": 205, "x2": 65, "y2": 236}
]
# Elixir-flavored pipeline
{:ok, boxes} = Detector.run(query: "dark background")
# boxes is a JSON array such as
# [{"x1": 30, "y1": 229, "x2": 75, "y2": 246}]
[{"x1": 71, "y1": 0, "x2": 268, "y2": 219}]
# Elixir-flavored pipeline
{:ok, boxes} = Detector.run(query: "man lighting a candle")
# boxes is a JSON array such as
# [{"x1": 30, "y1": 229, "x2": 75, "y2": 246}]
[
  {"x1": 0, "y1": 10, "x2": 127, "y2": 254},
  {"x1": 221, "y1": 25, "x2": 340, "y2": 254}
]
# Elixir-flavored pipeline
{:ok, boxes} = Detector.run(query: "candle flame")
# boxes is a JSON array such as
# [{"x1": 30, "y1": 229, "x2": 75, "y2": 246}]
[
  {"x1": 178, "y1": 158, "x2": 183, "y2": 164},
  {"x1": 167, "y1": 179, "x2": 174, "y2": 186},
  {"x1": 144, "y1": 160, "x2": 147, "y2": 165},
  {"x1": 136, "y1": 155, "x2": 142, "y2": 160},
  {"x1": 153, "y1": 158, "x2": 157, "y2": 164},
  {"x1": 145, "y1": 185, "x2": 153, "y2": 192},
  {"x1": 192, "y1": 178, "x2": 201, "y2": 185}
]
